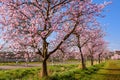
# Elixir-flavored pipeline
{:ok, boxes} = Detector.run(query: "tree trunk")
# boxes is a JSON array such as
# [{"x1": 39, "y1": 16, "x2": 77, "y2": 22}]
[
  {"x1": 41, "y1": 39, "x2": 49, "y2": 77},
  {"x1": 42, "y1": 59, "x2": 48, "y2": 77},
  {"x1": 91, "y1": 55, "x2": 94, "y2": 66},
  {"x1": 79, "y1": 47, "x2": 86, "y2": 69},
  {"x1": 98, "y1": 54, "x2": 101, "y2": 64},
  {"x1": 25, "y1": 53, "x2": 30, "y2": 67},
  {"x1": 80, "y1": 53, "x2": 86, "y2": 69}
]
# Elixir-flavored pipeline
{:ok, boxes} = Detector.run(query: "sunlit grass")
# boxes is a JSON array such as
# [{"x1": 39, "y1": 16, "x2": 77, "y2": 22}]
[
  {"x1": 91, "y1": 60, "x2": 120, "y2": 80},
  {"x1": 0, "y1": 61, "x2": 103, "y2": 80},
  {"x1": 2, "y1": 60, "x2": 120, "y2": 80}
]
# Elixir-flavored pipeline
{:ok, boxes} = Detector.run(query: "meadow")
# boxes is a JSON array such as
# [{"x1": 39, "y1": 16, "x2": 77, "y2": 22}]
[
  {"x1": 0, "y1": 60, "x2": 120, "y2": 80},
  {"x1": 0, "y1": 61, "x2": 104, "y2": 80},
  {"x1": 91, "y1": 60, "x2": 120, "y2": 80}
]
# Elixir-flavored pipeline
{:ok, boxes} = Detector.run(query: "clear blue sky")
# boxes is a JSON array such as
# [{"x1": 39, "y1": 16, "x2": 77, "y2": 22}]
[{"x1": 94, "y1": 0, "x2": 120, "y2": 51}]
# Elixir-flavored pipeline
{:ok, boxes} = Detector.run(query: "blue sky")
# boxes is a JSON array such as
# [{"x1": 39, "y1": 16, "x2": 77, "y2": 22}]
[{"x1": 94, "y1": 0, "x2": 120, "y2": 51}]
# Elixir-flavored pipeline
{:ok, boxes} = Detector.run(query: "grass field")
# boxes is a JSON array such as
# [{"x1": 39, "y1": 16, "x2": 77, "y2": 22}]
[
  {"x1": 91, "y1": 60, "x2": 120, "y2": 80},
  {"x1": 0, "y1": 60, "x2": 120, "y2": 80}
]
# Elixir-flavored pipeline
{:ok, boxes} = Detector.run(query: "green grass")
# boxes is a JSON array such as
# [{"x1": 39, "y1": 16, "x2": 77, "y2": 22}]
[
  {"x1": 0, "y1": 62, "x2": 18, "y2": 66},
  {"x1": 0, "y1": 64, "x2": 79, "y2": 80},
  {"x1": 1, "y1": 60, "x2": 120, "y2": 80},
  {"x1": 48, "y1": 63, "x2": 104, "y2": 80},
  {"x1": 91, "y1": 60, "x2": 120, "y2": 80},
  {"x1": 0, "y1": 67, "x2": 41, "y2": 80},
  {"x1": 0, "y1": 63, "x2": 104, "y2": 80},
  {"x1": 0, "y1": 60, "x2": 98, "y2": 66}
]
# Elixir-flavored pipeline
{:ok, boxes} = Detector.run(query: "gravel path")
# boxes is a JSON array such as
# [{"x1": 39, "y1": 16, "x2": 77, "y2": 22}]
[
  {"x1": 0, "y1": 61, "x2": 80, "y2": 70},
  {"x1": 0, "y1": 64, "x2": 41, "y2": 70}
]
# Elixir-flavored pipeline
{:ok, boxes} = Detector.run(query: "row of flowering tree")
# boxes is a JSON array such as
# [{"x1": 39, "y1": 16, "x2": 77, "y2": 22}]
[
  {"x1": 56, "y1": 26, "x2": 109, "y2": 69},
  {"x1": 0, "y1": 0, "x2": 111, "y2": 77}
]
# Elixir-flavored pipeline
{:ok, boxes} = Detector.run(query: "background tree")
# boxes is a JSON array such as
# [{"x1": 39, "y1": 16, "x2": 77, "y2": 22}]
[
  {"x1": 86, "y1": 28, "x2": 105, "y2": 65},
  {"x1": 72, "y1": 26, "x2": 91, "y2": 69}
]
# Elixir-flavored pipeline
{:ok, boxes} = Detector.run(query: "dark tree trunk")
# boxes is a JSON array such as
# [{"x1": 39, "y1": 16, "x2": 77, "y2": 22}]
[
  {"x1": 41, "y1": 39, "x2": 49, "y2": 77},
  {"x1": 42, "y1": 59, "x2": 48, "y2": 77},
  {"x1": 98, "y1": 54, "x2": 101, "y2": 64},
  {"x1": 79, "y1": 47, "x2": 86, "y2": 69},
  {"x1": 81, "y1": 53, "x2": 86, "y2": 69},
  {"x1": 91, "y1": 55, "x2": 94, "y2": 66}
]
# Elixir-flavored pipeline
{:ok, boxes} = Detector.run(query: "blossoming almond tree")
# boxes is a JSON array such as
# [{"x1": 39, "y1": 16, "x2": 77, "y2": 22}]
[
  {"x1": 0, "y1": 0, "x2": 110, "y2": 77},
  {"x1": 70, "y1": 26, "x2": 92, "y2": 69},
  {"x1": 86, "y1": 28, "x2": 106, "y2": 65},
  {"x1": 96, "y1": 41, "x2": 108, "y2": 64}
]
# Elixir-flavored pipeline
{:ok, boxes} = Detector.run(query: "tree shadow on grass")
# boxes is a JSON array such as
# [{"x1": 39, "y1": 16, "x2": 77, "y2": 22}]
[
  {"x1": 95, "y1": 68, "x2": 120, "y2": 80},
  {"x1": 100, "y1": 68, "x2": 120, "y2": 71},
  {"x1": 95, "y1": 72, "x2": 120, "y2": 80},
  {"x1": 96, "y1": 73, "x2": 120, "y2": 76}
]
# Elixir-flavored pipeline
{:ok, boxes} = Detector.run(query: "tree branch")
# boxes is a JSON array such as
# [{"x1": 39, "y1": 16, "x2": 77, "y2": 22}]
[
  {"x1": 51, "y1": 0, "x2": 71, "y2": 9},
  {"x1": 47, "y1": 21, "x2": 79, "y2": 58},
  {"x1": 36, "y1": 48, "x2": 44, "y2": 58}
]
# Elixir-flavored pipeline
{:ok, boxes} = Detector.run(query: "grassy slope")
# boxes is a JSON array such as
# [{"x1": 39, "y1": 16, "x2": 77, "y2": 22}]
[
  {"x1": 91, "y1": 60, "x2": 120, "y2": 80},
  {"x1": 49, "y1": 64, "x2": 104, "y2": 80},
  {"x1": 0, "y1": 64, "x2": 79, "y2": 80},
  {"x1": 0, "y1": 62, "x2": 103, "y2": 80},
  {"x1": 2, "y1": 60, "x2": 120, "y2": 80}
]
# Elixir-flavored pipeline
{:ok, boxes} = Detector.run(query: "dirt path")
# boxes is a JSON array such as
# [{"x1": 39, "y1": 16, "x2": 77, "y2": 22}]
[
  {"x1": 92, "y1": 60, "x2": 120, "y2": 80},
  {"x1": 0, "y1": 61, "x2": 80, "y2": 70},
  {"x1": 0, "y1": 64, "x2": 41, "y2": 70}
]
